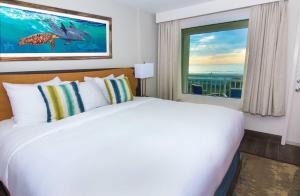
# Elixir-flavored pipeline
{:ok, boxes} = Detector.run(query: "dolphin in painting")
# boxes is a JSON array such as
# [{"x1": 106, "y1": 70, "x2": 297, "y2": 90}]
[{"x1": 46, "y1": 20, "x2": 91, "y2": 44}]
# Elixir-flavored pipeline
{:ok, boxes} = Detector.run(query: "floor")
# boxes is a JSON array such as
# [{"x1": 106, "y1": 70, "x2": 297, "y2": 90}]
[
  {"x1": 233, "y1": 153, "x2": 300, "y2": 196},
  {"x1": 1, "y1": 130, "x2": 300, "y2": 196},
  {"x1": 240, "y1": 130, "x2": 300, "y2": 166}
]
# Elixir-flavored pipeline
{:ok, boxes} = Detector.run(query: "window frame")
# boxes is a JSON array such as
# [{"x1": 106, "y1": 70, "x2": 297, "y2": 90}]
[{"x1": 181, "y1": 20, "x2": 249, "y2": 97}]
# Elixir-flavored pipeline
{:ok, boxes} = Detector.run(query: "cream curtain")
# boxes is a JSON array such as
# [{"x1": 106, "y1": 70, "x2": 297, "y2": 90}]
[
  {"x1": 157, "y1": 20, "x2": 181, "y2": 100},
  {"x1": 242, "y1": 1, "x2": 287, "y2": 116}
]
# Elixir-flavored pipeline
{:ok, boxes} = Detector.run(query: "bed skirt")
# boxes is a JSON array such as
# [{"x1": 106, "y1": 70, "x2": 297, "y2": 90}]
[{"x1": 215, "y1": 151, "x2": 241, "y2": 196}]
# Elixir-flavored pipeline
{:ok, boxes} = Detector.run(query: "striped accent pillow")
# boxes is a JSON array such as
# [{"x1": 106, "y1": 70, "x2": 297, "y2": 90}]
[
  {"x1": 37, "y1": 81, "x2": 85, "y2": 122},
  {"x1": 104, "y1": 77, "x2": 133, "y2": 104}
]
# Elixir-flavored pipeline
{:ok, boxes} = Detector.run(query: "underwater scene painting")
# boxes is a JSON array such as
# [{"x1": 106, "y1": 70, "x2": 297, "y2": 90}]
[{"x1": 0, "y1": 1, "x2": 112, "y2": 60}]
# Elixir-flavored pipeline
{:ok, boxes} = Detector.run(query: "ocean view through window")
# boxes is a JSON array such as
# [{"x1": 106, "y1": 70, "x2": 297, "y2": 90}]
[{"x1": 182, "y1": 20, "x2": 248, "y2": 99}]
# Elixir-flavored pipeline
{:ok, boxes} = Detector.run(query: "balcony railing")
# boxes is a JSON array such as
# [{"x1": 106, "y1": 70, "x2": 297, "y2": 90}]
[{"x1": 187, "y1": 73, "x2": 243, "y2": 98}]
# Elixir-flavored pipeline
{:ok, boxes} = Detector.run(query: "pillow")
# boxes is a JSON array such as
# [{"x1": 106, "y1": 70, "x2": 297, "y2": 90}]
[
  {"x1": 84, "y1": 74, "x2": 114, "y2": 103},
  {"x1": 79, "y1": 81, "x2": 107, "y2": 111},
  {"x1": 3, "y1": 77, "x2": 61, "y2": 126},
  {"x1": 37, "y1": 81, "x2": 85, "y2": 122},
  {"x1": 104, "y1": 77, "x2": 133, "y2": 104},
  {"x1": 116, "y1": 74, "x2": 125, "y2": 79}
]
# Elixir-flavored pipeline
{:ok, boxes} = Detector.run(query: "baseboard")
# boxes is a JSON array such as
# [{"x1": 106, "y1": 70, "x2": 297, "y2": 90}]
[
  {"x1": 244, "y1": 129, "x2": 282, "y2": 143},
  {"x1": 245, "y1": 130, "x2": 300, "y2": 147},
  {"x1": 286, "y1": 140, "x2": 300, "y2": 147}
]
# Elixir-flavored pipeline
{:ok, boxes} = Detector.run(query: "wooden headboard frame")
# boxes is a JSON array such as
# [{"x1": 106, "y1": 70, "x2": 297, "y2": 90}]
[{"x1": 0, "y1": 68, "x2": 137, "y2": 121}]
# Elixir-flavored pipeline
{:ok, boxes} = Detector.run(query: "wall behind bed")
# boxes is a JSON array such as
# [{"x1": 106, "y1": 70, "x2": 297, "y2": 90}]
[{"x1": 0, "y1": 0, "x2": 158, "y2": 97}]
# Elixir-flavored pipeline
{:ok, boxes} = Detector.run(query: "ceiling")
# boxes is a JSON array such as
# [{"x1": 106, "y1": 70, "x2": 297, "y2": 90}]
[{"x1": 114, "y1": 0, "x2": 213, "y2": 13}]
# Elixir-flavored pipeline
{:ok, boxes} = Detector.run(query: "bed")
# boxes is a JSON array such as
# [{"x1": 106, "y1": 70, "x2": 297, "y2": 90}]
[{"x1": 0, "y1": 68, "x2": 244, "y2": 196}]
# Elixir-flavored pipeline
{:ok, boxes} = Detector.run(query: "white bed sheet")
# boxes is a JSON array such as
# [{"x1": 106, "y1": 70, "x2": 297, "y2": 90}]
[
  {"x1": 0, "y1": 97, "x2": 244, "y2": 196},
  {"x1": 0, "y1": 119, "x2": 14, "y2": 139}
]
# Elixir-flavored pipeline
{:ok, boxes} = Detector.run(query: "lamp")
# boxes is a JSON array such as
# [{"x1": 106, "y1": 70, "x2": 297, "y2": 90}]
[{"x1": 134, "y1": 63, "x2": 154, "y2": 96}]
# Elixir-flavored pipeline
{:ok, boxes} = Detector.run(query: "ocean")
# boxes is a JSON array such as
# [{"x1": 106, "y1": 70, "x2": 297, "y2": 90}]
[
  {"x1": 189, "y1": 64, "x2": 244, "y2": 75},
  {"x1": 0, "y1": 5, "x2": 107, "y2": 53}
]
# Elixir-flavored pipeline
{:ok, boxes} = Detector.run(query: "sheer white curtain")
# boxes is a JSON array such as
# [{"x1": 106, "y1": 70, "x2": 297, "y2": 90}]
[
  {"x1": 157, "y1": 20, "x2": 181, "y2": 100},
  {"x1": 242, "y1": 1, "x2": 287, "y2": 116}
]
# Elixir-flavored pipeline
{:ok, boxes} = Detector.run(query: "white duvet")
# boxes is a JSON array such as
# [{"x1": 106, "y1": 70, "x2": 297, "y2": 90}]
[{"x1": 0, "y1": 97, "x2": 244, "y2": 196}]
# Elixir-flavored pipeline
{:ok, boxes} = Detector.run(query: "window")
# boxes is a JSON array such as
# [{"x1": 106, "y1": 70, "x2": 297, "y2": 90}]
[{"x1": 181, "y1": 20, "x2": 248, "y2": 99}]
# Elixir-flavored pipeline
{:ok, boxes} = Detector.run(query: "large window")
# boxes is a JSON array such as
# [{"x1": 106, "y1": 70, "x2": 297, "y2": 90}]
[{"x1": 182, "y1": 20, "x2": 248, "y2": 99}]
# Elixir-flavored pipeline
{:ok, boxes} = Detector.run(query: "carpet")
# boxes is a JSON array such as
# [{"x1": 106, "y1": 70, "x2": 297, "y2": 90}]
[{"x1": 233, "y1": 153, "x2": 300, "y2": 196}]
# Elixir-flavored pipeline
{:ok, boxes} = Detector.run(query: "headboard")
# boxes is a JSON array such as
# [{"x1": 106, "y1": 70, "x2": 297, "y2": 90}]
[{"x1": 0, "y1": 68, "x2": 137, "y2": 121}]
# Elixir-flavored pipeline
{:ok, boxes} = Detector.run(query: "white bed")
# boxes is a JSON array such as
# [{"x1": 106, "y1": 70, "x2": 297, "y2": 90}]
[{"x1": 0, "y1": 97, "x2": 244, "y2": 196}]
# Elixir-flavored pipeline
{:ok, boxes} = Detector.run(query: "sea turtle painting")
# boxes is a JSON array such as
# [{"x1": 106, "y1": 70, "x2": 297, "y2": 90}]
[
  {"x1": 18, "y1": 33, "x2": 60, "y2": 49},
  {"x1": 0, "y1": 3, "x2": 109, "y2": 55}
]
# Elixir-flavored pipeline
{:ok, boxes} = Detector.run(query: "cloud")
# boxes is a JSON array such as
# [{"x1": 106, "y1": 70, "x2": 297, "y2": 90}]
[
  {"x1": 189, "y1": 49, "x2": 246, "y2": 65},
  {"x1": 189, "y1": 28, "x2": 248, "y2": 65},
  {"x1": 190, "y1": 45, "x2": 207, "y2": 51},
  {"x1": 190, "y1": 44, "x2": 237, "y2": 56},
  {"x1": 188, "y1": 28, "x2": 248, "y2": 65},
  {"x1": 232, "y1": 48, "x2": 246, "y2": 55},
  {"x1": 199, "y1": 35, "x2": 215, "y2": 43}
]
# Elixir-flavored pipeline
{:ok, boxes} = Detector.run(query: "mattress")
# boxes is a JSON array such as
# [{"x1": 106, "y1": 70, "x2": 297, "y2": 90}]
[{"x1": 0, "y1": 97, "x2": 244, "y2": 196}]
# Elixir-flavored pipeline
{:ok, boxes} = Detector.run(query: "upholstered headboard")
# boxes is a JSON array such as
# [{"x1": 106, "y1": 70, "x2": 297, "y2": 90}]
[{"x1": 0, "y1": 68, "x2": 137, "y2": 121}]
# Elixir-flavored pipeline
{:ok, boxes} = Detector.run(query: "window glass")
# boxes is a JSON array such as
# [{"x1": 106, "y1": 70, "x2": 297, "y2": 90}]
[{"x1": 182, "y1": 20, "x2": 248, "y2": 99}]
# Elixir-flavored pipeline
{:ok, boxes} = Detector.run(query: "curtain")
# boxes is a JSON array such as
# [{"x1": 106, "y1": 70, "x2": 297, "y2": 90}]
[
  {"x1": 157, "y1": 20, "x2": 181, "y2": 100},
  {"x1": 242, "y1": 1, "x2": 287, "y2": 116}
]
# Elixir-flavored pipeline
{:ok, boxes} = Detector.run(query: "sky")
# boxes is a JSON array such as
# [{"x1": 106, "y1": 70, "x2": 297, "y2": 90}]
[{"x1": 189, "y1": 28, "x2": 248, "y2": 65}]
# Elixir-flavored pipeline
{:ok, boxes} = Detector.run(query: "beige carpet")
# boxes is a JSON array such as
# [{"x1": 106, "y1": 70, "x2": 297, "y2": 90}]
[{"x1": 233, "y1": 153, "x2": 300, "y2": 196}]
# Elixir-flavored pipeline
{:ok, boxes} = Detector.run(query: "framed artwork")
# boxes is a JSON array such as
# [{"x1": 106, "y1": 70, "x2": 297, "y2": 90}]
[{"x1": 0, "y1": 0, "x2": 112, "y2": 61}]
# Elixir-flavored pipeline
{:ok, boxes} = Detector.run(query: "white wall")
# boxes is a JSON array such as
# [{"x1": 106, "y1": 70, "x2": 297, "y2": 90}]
[
  {"x1": 156, "y1": 0, "x2": 280, "y2": 23},
  {"x1": 285, "y1": 0, "x2": 300, "y2": 146},
  {"x1": 159, "y1": 0, "x2": 300, "y2": 145},
  {"x1": 0, "y1": 0, "x2": 158, "y2": 97},
  {"x1": 137, "y1": 10, "x2": 158, "y2": 97}
]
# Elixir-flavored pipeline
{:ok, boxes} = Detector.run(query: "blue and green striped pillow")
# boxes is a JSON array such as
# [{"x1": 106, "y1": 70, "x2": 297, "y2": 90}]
[
  {"x1": 37, "y1": 81, "x2": 85, "y2": 122},
  {"x1": 104, "y1": 77, "x2": 133, "y2": 104}
]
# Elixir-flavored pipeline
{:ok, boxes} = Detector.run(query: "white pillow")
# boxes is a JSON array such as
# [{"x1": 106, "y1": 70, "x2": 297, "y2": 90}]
[
  {"x1": 116, "y1": 74, "x2": 125, "y2": 79},
  {"x1": 84, "y1": 74, "x2": 114, "y2": 103},
  {"x1": 3, "y1": 77, "x2": 61, "y2": 126},
  {"x1": 79, "y1": 81, "x2": 107, "y2": 111}
]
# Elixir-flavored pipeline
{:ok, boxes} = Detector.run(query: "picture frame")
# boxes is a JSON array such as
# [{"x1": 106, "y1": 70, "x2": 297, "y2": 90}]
[{"x1": 0, "y1": 0, "x2": 112, "y2": 61}]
